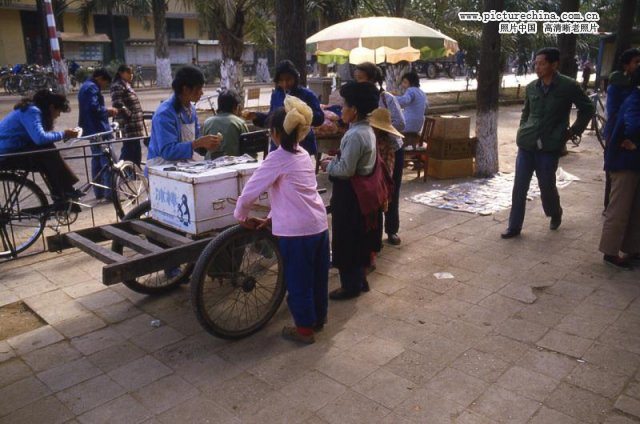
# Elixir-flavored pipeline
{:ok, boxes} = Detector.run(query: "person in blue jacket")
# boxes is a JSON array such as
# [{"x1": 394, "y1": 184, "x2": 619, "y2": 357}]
[
  {"x1": 243, "y1": 60, "x2": 324, "y2": 155},
  {"x1": 78, "y1": 68, "x2": 118, "y2": 200},
  {"x1": 146, "y1": 66, "x2": 221, "y2": 168},
  {"x1": 0, "y1": 90, "x2": 80, "y2": 201},
  {"x1": 603, "y1": 48, "x2": 640, "y2": 209},
  {"x1": 599, "y1": 68, "x2": 640, "y2": 270}
]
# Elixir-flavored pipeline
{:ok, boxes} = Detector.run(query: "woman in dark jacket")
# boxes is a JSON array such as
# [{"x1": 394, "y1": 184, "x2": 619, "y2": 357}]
[
  {"x1": 244, "y1": 60, "x2": 324, "y2": 155},
  {"x1": 598, "y1": 75, "x2": 640, "y2": 270},
  {"x1": 111, "y1": 64, "x2": 145, "y2": 166},
  {"x1": 320, "y1": 82, "x2": 382, "y2": 300}
]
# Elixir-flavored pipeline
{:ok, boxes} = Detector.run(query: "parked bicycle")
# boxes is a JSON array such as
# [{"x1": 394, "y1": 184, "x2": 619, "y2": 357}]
[
  {"x1": 588, "y1": 89, "x2": 607, "y2": 150},
  {"x1": 0, "y1": 127, "x2": 149, "y2": 258}
]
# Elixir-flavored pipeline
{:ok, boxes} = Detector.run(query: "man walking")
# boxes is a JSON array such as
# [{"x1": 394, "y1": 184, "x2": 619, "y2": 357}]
[
  {"x1": 502, "y1": 48, "x2": 594, "y2": 239},
  {"x1": 78, "y1": 68, "x2": 118, "y2": 200}
]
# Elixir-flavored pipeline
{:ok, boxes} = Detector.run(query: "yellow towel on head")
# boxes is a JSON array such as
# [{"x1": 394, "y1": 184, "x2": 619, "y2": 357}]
[{"x1": 283, "y1": 95, "x2": 313, "y2": 142}]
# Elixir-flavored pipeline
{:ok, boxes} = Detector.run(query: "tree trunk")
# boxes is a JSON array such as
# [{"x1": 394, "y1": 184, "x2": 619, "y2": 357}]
[
  {"x1": 317, "y1": 14, "x2": 328, "y2": 77},
  {"x1": 612, "y1": 0, "x2": 638, "y2": 73},
  {"x1": 276, "y1": 0, "x2": 307, "y2": 85},
  {"x1": 558, "y1": 0, "x2": 580, "y2": 78},
  {"x1": 152, "y1": 0, "x2": 171, "y2": 88},
  {"x1": 218, "y1": 10, "x2": 246, "y2": 96},
  {"x1": 106, "y1": 4, "x2": 117, "y2": 64},
  {"x1": 385, "y1": 62, "x2": 411, "y2": 93},
  {"x1": 36, "y1": 0, "x2": 51, "y2": 64},
  {"x1": 475, "y1": 0, "x2": 503, "y2": 177}
]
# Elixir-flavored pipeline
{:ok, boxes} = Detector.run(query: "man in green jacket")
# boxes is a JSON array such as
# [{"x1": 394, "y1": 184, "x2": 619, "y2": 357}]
[
  {"x1": 203, "y1": 90, "x2": 249, "y2": 158},
  {"x1": 502, "y1": 47, "x2": 594, "y2": 239}
]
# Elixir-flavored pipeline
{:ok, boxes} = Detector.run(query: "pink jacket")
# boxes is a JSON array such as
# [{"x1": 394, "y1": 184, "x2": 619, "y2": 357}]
[{"x1": 234, "y1": 147, "x2": 328, "y2": 237}]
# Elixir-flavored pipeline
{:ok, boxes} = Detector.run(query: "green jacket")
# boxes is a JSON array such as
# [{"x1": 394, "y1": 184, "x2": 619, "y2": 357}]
[
  {"x1": 516, "y1": 72, "x2": 594, "y2": 152},
  {"x1": 202, "y1": 112, "x2": 250, "y2": 157}
]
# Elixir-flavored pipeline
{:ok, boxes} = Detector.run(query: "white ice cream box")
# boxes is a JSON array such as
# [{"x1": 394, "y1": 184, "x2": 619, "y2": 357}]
[
  {"x1": 148, "y1": 164, "x2": 240, "y2": 235},
  {"x1": 228, "y1": 162, "x2": 270, "y2": 214}
]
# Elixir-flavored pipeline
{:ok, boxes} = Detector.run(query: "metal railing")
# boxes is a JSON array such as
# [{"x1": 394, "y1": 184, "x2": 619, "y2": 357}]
[{"x1": 0, "y1": 136, "x2": 150, "y2": 261}]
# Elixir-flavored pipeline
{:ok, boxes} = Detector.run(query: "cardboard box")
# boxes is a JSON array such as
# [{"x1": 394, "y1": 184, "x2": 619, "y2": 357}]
[
  {"x1": 427, "y1": 157, "x2": 475, "y2": 179},
  {"x1": 427, "y1": 137, "x2": 477, "y2": 160},
  {"x1": 430, "y1": 115, "x2": 471, "y2": 140}
]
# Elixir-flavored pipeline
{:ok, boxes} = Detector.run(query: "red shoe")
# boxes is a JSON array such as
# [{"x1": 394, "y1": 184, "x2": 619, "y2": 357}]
[{"x1": 603, "y1": 255, "x2": 633, "y2": 270}]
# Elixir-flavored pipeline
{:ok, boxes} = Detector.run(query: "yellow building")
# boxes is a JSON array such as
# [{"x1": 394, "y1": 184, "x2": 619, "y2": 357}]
[{"x1": 0, "y1": 0, "x2": 203, "y2": 66}]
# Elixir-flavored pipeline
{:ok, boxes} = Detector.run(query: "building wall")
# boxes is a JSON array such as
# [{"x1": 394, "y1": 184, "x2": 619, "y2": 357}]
[
  {"x1": 0, "y1": 9, "x2": 27, "y2": 65},
  {"x1": 184, "y1": 19, "x2": 201, "y2": 39},
  {"x1": 62, "y1": 12, "x2": 94, "y2": 34},
  {"x1": 129, "y1": 19, "x2": 154, "y2": 40}
]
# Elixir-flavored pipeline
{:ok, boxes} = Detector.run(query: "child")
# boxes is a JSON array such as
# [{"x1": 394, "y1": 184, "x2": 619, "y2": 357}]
[{"x1": 234, "y1": 96, "x2": 330, "y2": 344}]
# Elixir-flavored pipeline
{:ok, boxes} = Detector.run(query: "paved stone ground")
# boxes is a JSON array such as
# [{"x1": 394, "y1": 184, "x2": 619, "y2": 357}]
[{"x1": 1, "y1": 103, "x2": 640, "y2": 423}]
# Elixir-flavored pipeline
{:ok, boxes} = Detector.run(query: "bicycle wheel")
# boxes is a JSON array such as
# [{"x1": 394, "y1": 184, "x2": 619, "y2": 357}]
[
  {"x1": 111, "y1": 162, "x2": 149, "y2": 219},
  {"x1": 112, "y1": 200, "x2": 193, "y2": 294},
  {"x1": 593, "y1": 113, "x2": 607, "y2": 150},
  {"x1": 0, "y1": 173, "x2": 48, "y2": 258},
  {"x1": 190, "y1": 225, "x2": 285, "y2": 339}
]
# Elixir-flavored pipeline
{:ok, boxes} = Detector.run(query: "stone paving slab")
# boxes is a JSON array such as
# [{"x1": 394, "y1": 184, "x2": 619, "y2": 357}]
[{"x1": 1, "y1": 105, "x2": 640, "y2": 423}]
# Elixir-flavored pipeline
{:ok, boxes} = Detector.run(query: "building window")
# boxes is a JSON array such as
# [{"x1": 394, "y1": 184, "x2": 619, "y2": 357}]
[{"x1": 167, "y1": 18, "x2": 184, "y2": 40}]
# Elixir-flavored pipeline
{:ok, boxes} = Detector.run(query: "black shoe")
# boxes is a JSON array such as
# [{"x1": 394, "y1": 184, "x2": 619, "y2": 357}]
[
  {"x1": 603, "y1": 255, "x2": 633, "y2": 270},
  {"x1": 361, "y1": 280, "x2": 370, "y2": 293},
  {"x1": 329, "y1": 288, "x2": 360, "y2": 300},
  {"x1": 313, "y1": 318, "x2": 327, "y2": 332},
  {"x1": 501, "y1": 229, "x2": 521, "y2": 239},
  {"x1": 550, "y1": 214, "x2": 562, "y2": 230},
  {"x1": 64, "y1": 188, "x2": 86, "y2": 200},
  {"x1": 387, "y1": 234, "x2": 401, "y2": 245}
]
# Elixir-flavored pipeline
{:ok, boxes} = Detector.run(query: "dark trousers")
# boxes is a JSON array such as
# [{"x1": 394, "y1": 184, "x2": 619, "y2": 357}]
[
  {"x1": 119, "y1": 138, "x2": 142, "y2": 166},
  {"x1": 0, "y1": 144, "x2": 78, "y2": 199},
  {"x1": 90, "y1": 142, "x2": 113, "y2": 199},
  {"x1": 338, "y1": 267, "x2": 367, "y2": 295},
  {"x1": 278, "y1": 230, "x2": 330, "y2": 328},
  {"x1": 508, "y1": 148, "x2": 562, "y2": 231},
  {"x1": 384, "y1": 147, "x2": 404, "y2": 235}
]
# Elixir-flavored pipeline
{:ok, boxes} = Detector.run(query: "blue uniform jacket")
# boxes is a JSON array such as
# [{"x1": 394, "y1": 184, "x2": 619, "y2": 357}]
[
  {"x1": 606, "y1": 87, "x2": 640, "y2": 172},
  {"x1": 147, "y1": 95, "x2": 200, "y2": 162},
  {"x1": 78, "y1": 79, "x2": 111, "y2": 136},
  {"x1": 0, "y1": 106, "x2": 63, "y2": 155},
  {"x1": 254, "y1": 86, "x2": 324, "y2": 154},
  {"x1": 604, "y1": 71, "x2": 635, "y2": 141}
]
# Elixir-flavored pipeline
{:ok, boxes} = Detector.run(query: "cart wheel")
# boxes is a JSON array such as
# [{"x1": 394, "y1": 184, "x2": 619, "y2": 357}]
[
  {"x1": 190, "y1": 225, "x2": 285, "y2": 339},
  {"x1": 112, "y1": 200, "x2": 193, "y2": 294}
]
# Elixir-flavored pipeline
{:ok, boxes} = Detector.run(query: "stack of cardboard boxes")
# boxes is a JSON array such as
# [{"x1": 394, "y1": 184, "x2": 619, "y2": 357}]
[{"x1": 426, "y1": 115, "x2": 477, "y2": 179}]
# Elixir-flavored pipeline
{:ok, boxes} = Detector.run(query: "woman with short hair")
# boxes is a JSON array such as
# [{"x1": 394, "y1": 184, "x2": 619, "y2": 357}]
[
  {"x1": 111, "y1": 64, "x2": 145, "y2": 166},
  {"x1": 146, "y1": 66, "x2": 221, "y2": 168}
]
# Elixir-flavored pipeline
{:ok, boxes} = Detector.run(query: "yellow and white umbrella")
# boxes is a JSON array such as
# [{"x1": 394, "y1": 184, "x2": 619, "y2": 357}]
[{"x1": 307, "y1": 16, "x2": 457, "y2": 64}]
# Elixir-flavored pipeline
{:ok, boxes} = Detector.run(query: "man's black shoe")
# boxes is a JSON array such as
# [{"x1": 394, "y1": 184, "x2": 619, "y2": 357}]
[
  {"x1": 387, "y1": 234, "x2": 401, "y2": 245},
  {"x1": 64, "y1": 189, "x2": 86, "y2": 200},
  {"x1": 329, "y1": 288, "x2": 360, "y2": 300},
  {"x1": 501, "y1": 229, "x2": 521, "y2": 239},
  {"x1": 550, "y1": 214, "x2": 562, "y2": 230}
]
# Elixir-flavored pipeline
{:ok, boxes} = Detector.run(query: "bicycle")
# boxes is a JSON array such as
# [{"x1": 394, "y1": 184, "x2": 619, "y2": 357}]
[
  {"x1": 132, "y1": 65, "x2": 146, "y2": 88},
  {"x1": 0, "y1": 128, "x2": 149, "y2": 258},
  {"x1": 588, "y1": 89, "x2": 607, "y2": 150}
]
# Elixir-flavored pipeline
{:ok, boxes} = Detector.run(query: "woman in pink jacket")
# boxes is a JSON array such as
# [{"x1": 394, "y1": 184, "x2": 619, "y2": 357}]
[{"x1": 234, "y1": 96, "x2": 329, "y2": 345}]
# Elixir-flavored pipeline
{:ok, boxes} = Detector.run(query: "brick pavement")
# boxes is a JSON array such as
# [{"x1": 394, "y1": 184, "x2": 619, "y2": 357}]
[{"x1": 1, "y1": 105, "x2": 640, "y2": 423}]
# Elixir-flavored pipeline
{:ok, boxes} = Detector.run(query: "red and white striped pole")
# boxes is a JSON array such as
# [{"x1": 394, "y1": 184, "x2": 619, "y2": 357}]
[{"x1": 43, "y1": 0, "x2": 69, "y2": 94}]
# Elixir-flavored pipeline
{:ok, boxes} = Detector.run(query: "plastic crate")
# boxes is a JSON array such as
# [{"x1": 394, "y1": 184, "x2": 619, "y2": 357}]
[{"x1": 427, "y1": 137, "x2": 477, "y2": 160}]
